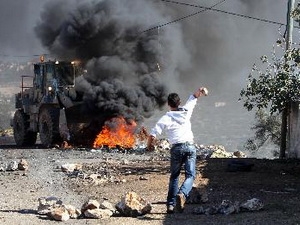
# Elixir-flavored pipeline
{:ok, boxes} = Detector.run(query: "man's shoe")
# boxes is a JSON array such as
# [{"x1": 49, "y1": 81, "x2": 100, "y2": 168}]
[
  {"x1": 167, "y1": 205, "x2": 174, "y2": 214},
  {"x1": 176, "y1": 193, "x2": 186, "y2": 213}
]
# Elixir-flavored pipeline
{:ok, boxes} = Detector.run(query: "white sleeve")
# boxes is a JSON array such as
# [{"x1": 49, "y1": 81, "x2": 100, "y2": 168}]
[
  {"x1": 150, "y1": 115, "x2": 167, "y2": 137},
  {"x1": 182, "y1": 95, "x2": 197, "y2": 112}
]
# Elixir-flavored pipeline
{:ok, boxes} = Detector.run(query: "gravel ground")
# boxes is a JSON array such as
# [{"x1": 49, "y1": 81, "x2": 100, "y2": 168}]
[{"x1": 1, "y1": 137, "x2": 300, "y2": 225}]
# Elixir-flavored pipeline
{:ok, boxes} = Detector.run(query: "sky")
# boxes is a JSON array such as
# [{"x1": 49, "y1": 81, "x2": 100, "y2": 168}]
[
  {"x1": 0, "y1": 0, "x2": 45, "y2": 59},
  {"x1": 0, "y1": 0, "x2": 289, "y2": 92}
]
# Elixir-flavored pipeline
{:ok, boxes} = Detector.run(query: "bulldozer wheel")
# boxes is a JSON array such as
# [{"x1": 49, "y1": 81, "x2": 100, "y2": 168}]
[
  {"x1": 13, "y1": 110, "x2": 37, "y2": 146},
  {"x1": 39, "y1": 108, "x2": 61, "y2": 147}
]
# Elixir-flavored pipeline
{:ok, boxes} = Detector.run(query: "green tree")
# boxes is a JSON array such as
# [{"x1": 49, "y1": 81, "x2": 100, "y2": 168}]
[
  {"x1": 240, "y1": 45, "x2": 300, "y2": 113},
  {"x1": 244, "y1": 109, "x2": 281, "y2": 156},
  {"x1": 240, "y1": 39, "x2": 300, "y2": 157}
]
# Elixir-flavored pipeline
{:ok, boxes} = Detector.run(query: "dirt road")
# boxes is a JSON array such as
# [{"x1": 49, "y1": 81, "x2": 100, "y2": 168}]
[{"x1": 1, "y1": 140, "x2": 300, "y2": 225}]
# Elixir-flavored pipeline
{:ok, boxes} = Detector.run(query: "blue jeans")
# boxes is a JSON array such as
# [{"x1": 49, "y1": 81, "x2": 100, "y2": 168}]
[{"x1": 167, "y1": 142, "x2": 197, "y2": 206}]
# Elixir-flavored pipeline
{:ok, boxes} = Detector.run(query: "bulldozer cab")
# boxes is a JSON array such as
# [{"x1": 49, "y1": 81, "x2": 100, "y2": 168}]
[{"x1": 33, "y1": 61, "x2": 80, "y2": 93}]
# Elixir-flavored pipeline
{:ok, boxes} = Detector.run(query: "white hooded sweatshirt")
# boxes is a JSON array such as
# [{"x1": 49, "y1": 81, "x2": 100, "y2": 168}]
[{"x1": 150, "y1": 95, "x2": 198, "y2": 145}]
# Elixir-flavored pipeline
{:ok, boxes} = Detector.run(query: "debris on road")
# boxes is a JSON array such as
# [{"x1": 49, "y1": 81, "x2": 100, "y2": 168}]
[
  {"x1": 192, "y1": 198, "x2": 264, "y2": 215},
  {"x1": 61, "y1": 163, "x2": 83, "y2": 173},
  {"x1": 37, "y1": 192, "x2": 151, "y2": 221},
  {"x1": 0, "y1": 159, "x2": 29, "y2": 171},
  {"x1": 115, "y1": 191, "x2": 152, "y2": 217}
]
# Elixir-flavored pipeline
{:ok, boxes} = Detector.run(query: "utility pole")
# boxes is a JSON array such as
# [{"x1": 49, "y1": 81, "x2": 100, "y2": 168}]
[
  {"x1": 287, "y1": 0, "x2": 300, "y2": 158},
  {"x1": 286, "y1": 0, "x2": 295, "y2": 52},
  {"x1": 282, "y1": 0, "x2": 297, "y2": 158}
]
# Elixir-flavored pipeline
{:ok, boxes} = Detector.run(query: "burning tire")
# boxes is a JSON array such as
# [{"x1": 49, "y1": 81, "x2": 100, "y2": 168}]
[
  {"x1": 13, "y1": 109, "x2": 37, "y2": 146},
  {"x1": 39, "y1": 108, "x2": 61, "y2": 147}
]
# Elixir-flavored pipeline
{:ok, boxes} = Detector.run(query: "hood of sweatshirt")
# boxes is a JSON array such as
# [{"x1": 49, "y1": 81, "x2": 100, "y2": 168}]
[{"x1": 166, "y1": 109, "x2": 188, "y2": 125}]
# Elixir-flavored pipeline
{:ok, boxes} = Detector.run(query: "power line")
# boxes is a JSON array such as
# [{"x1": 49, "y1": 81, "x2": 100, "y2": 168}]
[
  {"x1": 141, "y1": 0, "x2": 226, "y2": 33},
  {"x1": 142, "y1": 0, "x2": 300, "y2": 33},
  {"x1": 2, "y1": 1, "x2": 297, "y2": 58}
]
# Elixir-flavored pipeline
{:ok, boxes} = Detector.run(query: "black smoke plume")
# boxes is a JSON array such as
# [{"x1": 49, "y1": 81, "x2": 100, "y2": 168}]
[{"x1": 34, "y1": 0, "x2": 188, "y2": 122}]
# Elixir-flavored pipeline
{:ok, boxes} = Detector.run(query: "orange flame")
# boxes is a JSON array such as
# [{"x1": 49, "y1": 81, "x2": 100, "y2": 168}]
[{"x1": 93, "y1": 117, "x2": 137, "y2": 149}]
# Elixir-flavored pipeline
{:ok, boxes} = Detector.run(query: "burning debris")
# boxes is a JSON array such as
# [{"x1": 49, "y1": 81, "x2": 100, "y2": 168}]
[
  {"x1": 55, "y1": 120, "x2": 149, "y2": 150},
  {"x1": 62, "y1": 122, "x2": 151, "y2": 152},
  {"x1": 93, "y1": 117, "x2": 137, "y2": 149}
]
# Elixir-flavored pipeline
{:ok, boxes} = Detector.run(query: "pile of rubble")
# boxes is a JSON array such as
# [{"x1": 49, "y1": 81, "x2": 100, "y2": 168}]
[
  {"x1": 196, "y1": 144, "x2": 247, "y2": 159},
  {"x1": 37, "y1": 190, "x2": 263, "y2": 221},
  {"x1": 0, "y1": 158, "x2": 28, "y2": 171},
  {"x1": 61, "y1": 162, "x2": 127, "y2": 185},
  {"x1": 37, "y1": 191, "x2": 151, "y2": 221},
  {"x1": 192, "y1": 198, "x2": 264, "y2": 215},
  {"x1": 150, "y1": 139, "x2": 247, "y2": 159}
]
